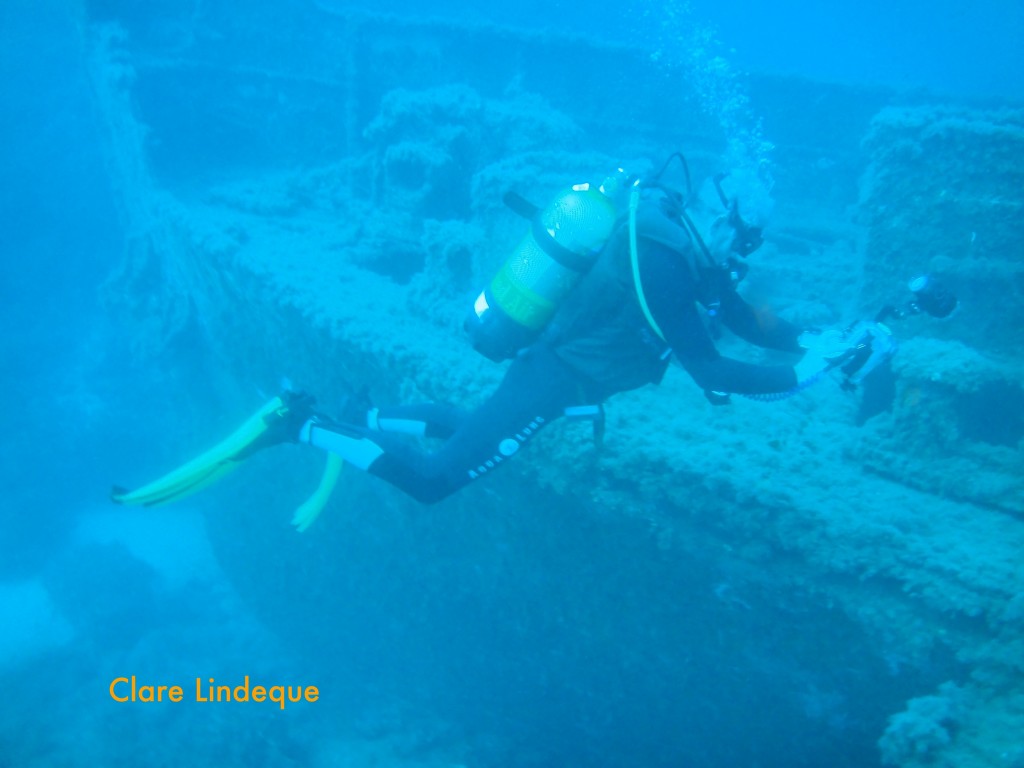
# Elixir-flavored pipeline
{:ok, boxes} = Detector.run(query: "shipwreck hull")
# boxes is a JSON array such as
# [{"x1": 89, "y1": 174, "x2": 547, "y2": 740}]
[{"x1": 88, "y1": 2, "x2": 1024, "y2": 765}]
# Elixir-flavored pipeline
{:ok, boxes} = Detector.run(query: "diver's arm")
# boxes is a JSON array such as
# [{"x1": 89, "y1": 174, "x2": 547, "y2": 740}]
[
  {"x1": 718, "y1": 287, "x2": 804, "y2": 353},
  {"x1": 640, "y1": 242, "x2": 799, "y2": 395},
  {"x1": 676, "y1": 349, "x2": 799, "y2": 395}
]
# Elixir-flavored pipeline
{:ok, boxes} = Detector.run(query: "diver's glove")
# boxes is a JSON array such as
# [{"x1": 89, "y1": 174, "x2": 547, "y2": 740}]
[
  {"x1": 795, "y1": 322, "x2": 897, "y2": 389},
  {"x1": 795, "y1": 327, "x2": 860, "y2": 387},
  {"x1": 836, "y1": 321, "x2": 897, "y2": 388},
  {"x1": 234, "y1": 390, "x2": 317, "y2": 459}
]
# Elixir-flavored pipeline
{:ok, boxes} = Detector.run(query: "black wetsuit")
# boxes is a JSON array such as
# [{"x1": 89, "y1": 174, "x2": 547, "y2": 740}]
[{"x1": 308, "y1": 223, "x2": 804, "y2": 504}]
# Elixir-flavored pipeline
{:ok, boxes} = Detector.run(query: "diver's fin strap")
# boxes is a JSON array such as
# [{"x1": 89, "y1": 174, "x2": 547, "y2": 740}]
[
  {"x1": 302, "y1": 419, "x2": 385, "y2": 471},
  {"x1": 503, "y1": 190, "x2": 540, "y2": 220}
]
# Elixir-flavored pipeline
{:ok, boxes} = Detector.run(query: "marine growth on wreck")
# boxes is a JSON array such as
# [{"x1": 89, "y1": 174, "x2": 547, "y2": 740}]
[{"x1": 2, "y1": 1, "x2": 1022, "y2": 766}]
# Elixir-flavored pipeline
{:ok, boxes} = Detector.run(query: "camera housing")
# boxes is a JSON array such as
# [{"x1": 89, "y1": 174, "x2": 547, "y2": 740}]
[{"x1": 908, "y1": 275, "x2": 959, "y2": 319}]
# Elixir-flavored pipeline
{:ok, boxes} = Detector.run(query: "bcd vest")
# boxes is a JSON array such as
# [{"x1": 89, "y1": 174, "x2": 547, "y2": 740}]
[{"x1": 544, "y1": 198, "x2": 703, "y2": 399}]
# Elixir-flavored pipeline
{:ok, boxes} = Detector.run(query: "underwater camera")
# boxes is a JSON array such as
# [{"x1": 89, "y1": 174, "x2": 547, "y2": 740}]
[
  {"x1": 908, "y1": 275, "x2": 959, "y2": 319},
  {"x1": 876, "y1": 274, "x2": 959, "y2": 323}
]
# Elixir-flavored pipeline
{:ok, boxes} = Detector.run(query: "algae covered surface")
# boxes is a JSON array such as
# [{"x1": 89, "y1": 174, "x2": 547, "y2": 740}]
[{"x1": 2, "y1": 1, "x2": 1023, "y2": 766}]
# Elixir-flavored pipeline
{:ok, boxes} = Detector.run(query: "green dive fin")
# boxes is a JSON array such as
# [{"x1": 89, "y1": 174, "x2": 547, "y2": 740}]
[
  {"x1": 291, "y1": 453, "x2": 343, "y2": 533},
  {"x1": 112, "y1": 396, "x2": 285, "y2": 507}
]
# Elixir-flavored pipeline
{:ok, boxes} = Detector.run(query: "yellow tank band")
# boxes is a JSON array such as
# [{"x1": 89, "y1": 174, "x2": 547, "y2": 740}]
[{"x1": 490, "y1": 265, "x2": 557, "y2": 330}]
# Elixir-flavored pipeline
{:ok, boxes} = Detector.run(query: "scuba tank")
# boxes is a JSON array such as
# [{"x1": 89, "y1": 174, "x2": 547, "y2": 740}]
[{"x1": 465, "y1": 170, "x2": 630, "y2": 362}]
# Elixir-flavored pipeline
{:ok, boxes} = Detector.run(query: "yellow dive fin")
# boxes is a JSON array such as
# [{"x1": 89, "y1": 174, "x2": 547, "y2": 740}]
[
  {"x1": 291, "y1": 453, "x2": 343, "y2": 533},
  {"x1": 112, "y1": 396, "x2": 285, "y2": 507}
]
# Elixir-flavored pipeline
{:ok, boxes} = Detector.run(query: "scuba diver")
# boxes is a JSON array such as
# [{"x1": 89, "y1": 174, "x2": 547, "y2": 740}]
[{"x1": 113, "y1": 155, "x2": 893, "y2": 518}]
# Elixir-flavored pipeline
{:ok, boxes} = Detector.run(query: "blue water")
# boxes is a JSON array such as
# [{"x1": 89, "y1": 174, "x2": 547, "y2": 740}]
[
  {"x1": 1, "y1": 0, "x2": 1020, "y2": 766},
  {"x1": 313, "y1": 0, "x2": 1024, "y2": 99}
]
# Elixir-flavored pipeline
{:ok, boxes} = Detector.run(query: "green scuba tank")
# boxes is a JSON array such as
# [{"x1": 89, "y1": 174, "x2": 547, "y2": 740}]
[{"x1": 465, "y1": 171, "x2": 628, "y2": 362}]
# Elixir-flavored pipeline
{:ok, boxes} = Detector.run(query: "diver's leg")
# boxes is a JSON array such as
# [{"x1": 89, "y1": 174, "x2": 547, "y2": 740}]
[
  {"x1": 350, "y1": 403, "x2": 468, "y2": 440},
  {"x1": 301, "y1": 346, "x2": 582, "y2": 504}
]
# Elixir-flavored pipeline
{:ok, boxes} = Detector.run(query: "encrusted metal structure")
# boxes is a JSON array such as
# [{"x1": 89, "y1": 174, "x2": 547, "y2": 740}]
[{"x1": 85, "y1": 2, "x2": 1024, "y2": 764}]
